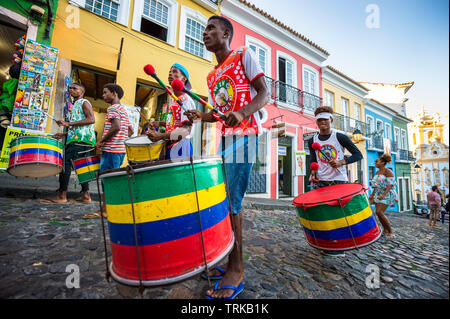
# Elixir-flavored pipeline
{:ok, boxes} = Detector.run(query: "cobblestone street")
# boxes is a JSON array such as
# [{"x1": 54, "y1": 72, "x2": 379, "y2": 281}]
[{"x1": 0, "y1": 189, "x2": 448, "y2": 299}]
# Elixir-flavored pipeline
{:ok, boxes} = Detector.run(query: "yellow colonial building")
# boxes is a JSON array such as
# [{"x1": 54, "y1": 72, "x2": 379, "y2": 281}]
[
  {"x1": 321, "y1": 66, "x2": 369, "y2": 186},
  {"x1": 50, "y1": 0, "x2": 220, "y2": 158},
  {"x1": 409, "y1": 107, "x2": 449, "y2": 202}
]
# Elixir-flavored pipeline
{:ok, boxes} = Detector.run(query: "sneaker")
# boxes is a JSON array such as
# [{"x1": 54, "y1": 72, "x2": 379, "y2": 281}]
[{"x1": 432, "y1": 224, "x2": 441, "y2": 228}]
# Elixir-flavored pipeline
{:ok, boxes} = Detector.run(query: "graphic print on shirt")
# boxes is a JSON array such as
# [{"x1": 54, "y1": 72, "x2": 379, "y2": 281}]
[
  {"x1": 208, "y1": 47, "x2": 260, "y2": 136},
  {"x1": 317, "y1": 144, "x2": 338, "y2": 163}
]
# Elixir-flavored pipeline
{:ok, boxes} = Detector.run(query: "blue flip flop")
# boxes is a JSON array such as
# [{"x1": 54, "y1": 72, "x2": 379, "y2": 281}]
[
  {"x1": 205, "y1": 281, "x2": 244, "y2": 299},
  {"x1": 201, "y1": 266, "x2": 226, "y2": 280}
]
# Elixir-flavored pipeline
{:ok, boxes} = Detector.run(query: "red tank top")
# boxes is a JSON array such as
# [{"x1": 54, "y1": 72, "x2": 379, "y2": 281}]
[{"x1": 207, "y1": 47, "x2": 259, "y2": 136}]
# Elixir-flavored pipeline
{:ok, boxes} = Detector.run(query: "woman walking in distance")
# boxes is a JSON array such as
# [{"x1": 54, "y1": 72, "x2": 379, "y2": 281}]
[{"x1": 369, "y1": 154, "x2": 398, "y2": 238}]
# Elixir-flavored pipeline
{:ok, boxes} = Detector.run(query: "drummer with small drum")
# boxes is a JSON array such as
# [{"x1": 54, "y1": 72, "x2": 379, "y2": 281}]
[
  {"x1": 147, "y1": 63, "x2": 196, "y2": 160},
  {"x1": 46, "y1": 83, "x2": 96, "y2": 204}
]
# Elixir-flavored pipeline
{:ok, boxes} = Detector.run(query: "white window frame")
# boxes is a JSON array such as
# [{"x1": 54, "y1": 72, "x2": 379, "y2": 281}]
[
  {"x1": 131, "y1": 0, "x2": 178, "y2": 46},
  {"x1": 385, "y1": 123, "x2": 392, "y2": 140},
  {"x1": 69, "y1": 0, "x2": 131, "y2": 26},
  {"x1": 376, "y1": 119, "x2": 383, "y2": 135},
  {"x1": 277, "y1": 51, "x2": 297, "y2": 88},
  {"x1": 394, "y1": 127, "x2": 400, "y2": 150},
  {"x1": 178, "y1": 6, "x2": 211, "y2": 61},
  {"x1": 354, "y1": 103, "x2": 361, "y2": 121},
  {"x1": 276, "y1": 51, "x2": 299, "y2": 111},
  {"x1": 400, "y1": 129, "x2": 407, "y2": 150},
  {"x1": 245, "y1": 35, "x2": 271, "y2": 77},
  {"x1": 324, "y1": 90, "x2": 334, "y2": 109},
  {"x1": 302, "y1": 64, "x2": 319, "y2": 96},
  {"x1": 366, "y1": 115, "x2": 375, "y2": 148}
]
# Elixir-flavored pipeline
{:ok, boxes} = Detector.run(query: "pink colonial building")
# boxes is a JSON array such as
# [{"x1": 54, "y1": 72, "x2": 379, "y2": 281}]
[{"x1": 221, "y1": 0, "x2": 329, "y2": 199}]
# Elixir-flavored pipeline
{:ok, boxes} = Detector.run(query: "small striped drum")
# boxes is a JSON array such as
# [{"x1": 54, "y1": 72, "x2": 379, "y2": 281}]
[
  {"x1": 73, "y1": 155, "x2": 101, "y2": 184},
  {"x1": 100, "y1": 156, "x2": 234, "y2": 286},
  {"x1": 7, "y1": 135, "x2": 63, "y2": 178},
  {"x1": 293, "y1": 183, "x2": 381, "y2": 251}
]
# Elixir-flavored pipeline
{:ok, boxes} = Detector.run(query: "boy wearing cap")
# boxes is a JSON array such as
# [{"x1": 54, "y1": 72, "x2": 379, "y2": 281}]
[
  {"x1": 308, "y1": 106, "x2": 363, "y2": 188},
  {"x1": 147, "y1": 63, "x2": 196, "y2": 160}
]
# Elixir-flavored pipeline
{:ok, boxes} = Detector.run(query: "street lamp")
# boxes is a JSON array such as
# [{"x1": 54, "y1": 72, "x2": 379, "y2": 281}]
[
  {"x1": 414, "y1": 164, "x2": 421, "y2": 173},
  {"x1": 352, "y1": 129, "x2": 363, "y2": 143}
]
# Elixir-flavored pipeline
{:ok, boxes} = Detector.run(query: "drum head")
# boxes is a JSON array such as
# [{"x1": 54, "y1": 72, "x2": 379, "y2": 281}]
[
  {"x1": 293, "y1": 183, "x2": 366, "y2": 209},
  {"x1": 125, "y1": 135, "x2": 153, "y2": 146},
  {"x1": 7, "y1": 163, "x2": 63, "y2": 178}
]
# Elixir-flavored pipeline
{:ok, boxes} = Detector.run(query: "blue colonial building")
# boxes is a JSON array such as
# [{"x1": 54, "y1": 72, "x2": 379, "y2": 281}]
[{"x1": 364, "y1": 99, "x2": 399, "y2": 212}]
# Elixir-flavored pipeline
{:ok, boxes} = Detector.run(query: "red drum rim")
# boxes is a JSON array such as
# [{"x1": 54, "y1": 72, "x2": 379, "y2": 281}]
[
  {"x1": 292, "y1": 183, "x2": 368, "y2": 209},
  {"x1": 306, "y1": 232, "x2": 382, "y2": 251},
  {"x1": 108, "y1": 233, "x2": 235, "y2": 287},
  {"x1": 99, "y1": 155, "x2": 223, "y2": 179}
]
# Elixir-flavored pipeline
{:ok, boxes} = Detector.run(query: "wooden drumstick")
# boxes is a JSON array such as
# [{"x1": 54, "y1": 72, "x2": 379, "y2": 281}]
[
  {"x1": 42, "y1": 110, "x2": 58, "y2": 123},
  {"x1": 143, "y1": 64, "x2": 184, "y2": 108},
  {"x1": 170, "y1": 78, "x2": 225, "y2": 118},
  {"x1": 311, "y1": 142, "x2": 332, "y2": 162}
]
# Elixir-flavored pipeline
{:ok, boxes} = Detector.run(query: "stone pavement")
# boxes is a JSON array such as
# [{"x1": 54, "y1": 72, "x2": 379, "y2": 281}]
[{"x1": 0, "y1": 187, "x2": 448, "y2": 299}]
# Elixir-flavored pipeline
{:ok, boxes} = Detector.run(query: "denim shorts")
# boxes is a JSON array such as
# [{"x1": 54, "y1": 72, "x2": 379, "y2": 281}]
[
  {"x1": 100, "y1": 151, "x2": 125, "y2": 172},
  {"x1": 219, "y1": 135, "x2": 258, "y2": 215}
]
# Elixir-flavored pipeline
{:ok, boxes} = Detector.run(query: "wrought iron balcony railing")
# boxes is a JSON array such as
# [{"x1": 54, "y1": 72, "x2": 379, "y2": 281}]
[
  {"x1": 333, "y1": 112, "x2": 367, "y2": 136},
  {"x1": 367, "y1": 136, "x2": 384, "y2": 150},
  {"x1": 264, "y1": 76, "x2": 322, "y2": 113},
  {"x1": 398, "y1": 149, "x2": 415, "y2": 162}
]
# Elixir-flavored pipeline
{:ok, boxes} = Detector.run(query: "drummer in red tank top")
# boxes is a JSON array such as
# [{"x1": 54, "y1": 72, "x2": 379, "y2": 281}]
[{"x1": 185, "y1": 16, "x2": 269, "y2": 299}]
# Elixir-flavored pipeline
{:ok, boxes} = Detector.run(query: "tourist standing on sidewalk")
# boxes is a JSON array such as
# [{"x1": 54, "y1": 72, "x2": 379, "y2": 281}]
[
  {"x1": 369, "y1": 154, "x2": 397, "y2": 238},
  {"x1": 185, "y1": 15, "x2": 269, "y2": 299},
  {"x1": 308, "y1": 105, "x2": 363, "y2": 256},
  {"x1": 427, "y1": 186, "x2": 441, "y2": 228},
  {"x1": 83, "y1": 83, "x2": 133, "y2": 219},
  {"x1": 45, "y1": 83, "x2": 96, "y2": 204}
]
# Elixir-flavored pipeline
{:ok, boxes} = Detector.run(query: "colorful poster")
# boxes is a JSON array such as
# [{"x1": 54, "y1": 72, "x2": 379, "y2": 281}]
[
  {"x1": 295, "y1": 151, "x2": 306, "y2": 176},
  {"x1": 11, "y1": 39, "x2": 59, "y2": 132},
  {"x1": 124, "y1": 105, "x2": 141, "y2": 138}
]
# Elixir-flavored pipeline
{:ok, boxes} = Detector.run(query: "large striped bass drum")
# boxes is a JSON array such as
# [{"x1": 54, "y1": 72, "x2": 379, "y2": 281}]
[
  {"x1": 292, "y1": 183, "x2": 382, "y2": 251},
  {"x1": 7, "y1": 135, "x2": 63, "y2": 178},
  {"x1": 99, "y1": 156, "x2": 234, "y2": 286}
]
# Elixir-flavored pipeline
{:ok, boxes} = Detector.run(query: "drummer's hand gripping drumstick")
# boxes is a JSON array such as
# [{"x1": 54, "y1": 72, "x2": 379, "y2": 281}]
[
  {"x1": 170, "y1": 79, "x2": 225, "y2": 118},
  {"x1": 143, "y1": 64, "x2": 183, "y2": 108},
  {"x1": 42, "y1": 110, "x2": 58, "y2": 123},
  {"x1": 310, "y1": 162, "x2": 319, "y2": 181}
]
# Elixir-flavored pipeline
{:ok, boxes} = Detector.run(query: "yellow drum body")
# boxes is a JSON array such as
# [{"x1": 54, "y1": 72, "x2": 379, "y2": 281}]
[{"x1": 125, "y1": 136, "x2": 164, "y2": 163}]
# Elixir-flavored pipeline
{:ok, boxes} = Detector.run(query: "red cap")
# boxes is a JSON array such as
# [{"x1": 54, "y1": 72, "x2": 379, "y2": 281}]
[
  {"x1": 311, "y1": 142, "x2": 321, "y2": 150},
  {"x1": 143, "y1": 64, "x2": 155, "y2": 75},
  {"x1": 171, "y1": 78, "x2": 184, "y2": 92},
  {"x1": 310, "y1": 162, "x2": 319, "y2": 171}
]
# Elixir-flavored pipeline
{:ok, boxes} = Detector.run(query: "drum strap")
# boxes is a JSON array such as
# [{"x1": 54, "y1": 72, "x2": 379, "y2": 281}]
[
  {"x1": 126, "y1": 165, "x2": 145, "y2": 297},
  {"x1": 337, "y1": 198, "x2": 358, "y2": 249},
  {"x1": 190, "y1": 156, "x2": 211, "y2": 287},
  {"x1": 96, "y1": 174, "x2": 111, "y2": 284}
]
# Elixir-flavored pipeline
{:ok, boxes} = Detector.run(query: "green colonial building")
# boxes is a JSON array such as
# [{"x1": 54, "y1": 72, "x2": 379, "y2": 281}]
[{"x1": 392, "y1": 113, "x2": 415, "y2": 213}]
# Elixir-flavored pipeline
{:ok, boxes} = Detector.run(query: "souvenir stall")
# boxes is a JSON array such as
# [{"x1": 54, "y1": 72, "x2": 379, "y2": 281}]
[{"x1": 0, "y1": 37, "x2": 60, "y2": 176}]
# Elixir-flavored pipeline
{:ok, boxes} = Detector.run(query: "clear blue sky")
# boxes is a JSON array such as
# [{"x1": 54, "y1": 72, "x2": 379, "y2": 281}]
[{"x1": 249, "y1": 0, "x2": 449, "y2": 121}]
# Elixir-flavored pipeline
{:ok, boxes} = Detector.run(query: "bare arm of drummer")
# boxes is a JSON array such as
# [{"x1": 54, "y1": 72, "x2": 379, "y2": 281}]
[
  {"x1": 128, "y1": 125, "x2": 134, "y2": 137},
  {"x1": 184, "y1": 76, "x2": 269, "y2": 126},
  {"x1": 56, "y1": 101, "x2": 95, "y2": 127},
  {"x1": 147, "y1": 122, "x2": 192, "y2": 143}
]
